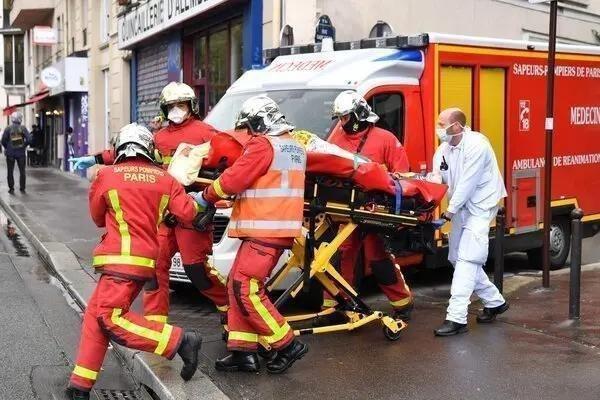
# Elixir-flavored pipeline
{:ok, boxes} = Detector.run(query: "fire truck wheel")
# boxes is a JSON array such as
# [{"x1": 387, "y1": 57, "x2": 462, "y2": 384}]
[{"x1": 527, "y1": 217, "x2": 571, "y2": 270}]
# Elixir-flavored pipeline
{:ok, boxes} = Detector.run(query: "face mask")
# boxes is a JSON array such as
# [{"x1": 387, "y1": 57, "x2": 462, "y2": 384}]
[
  {"x1": 168, "y1": 106, "x2": 188, "y2": 124},
  {"x1": 436, "y1": 122, "x2": 463, "y2": 143},
  {"x1": 342, "y1": 114, "x2": 369, "y2": 134}
]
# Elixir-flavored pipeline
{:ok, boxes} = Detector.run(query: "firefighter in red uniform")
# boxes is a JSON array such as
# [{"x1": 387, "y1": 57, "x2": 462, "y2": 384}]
[
  {"x1": 67, "y1": 124, "x2": 201, "y2": 400},
  {"x1": 194, "y1": 96, "x2": 309, "y2": 374},
  {"x1": 70, "y1": 82, "x2": 228, "y2": 323},
  {"x1": 319, "y1": 90, "x2": 414, "y2": 324}
]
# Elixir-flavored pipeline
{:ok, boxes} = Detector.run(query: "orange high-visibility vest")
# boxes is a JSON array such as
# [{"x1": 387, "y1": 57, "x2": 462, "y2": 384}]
[{"x1": 229, "y1": 133, "x2": 306, "y2": 238}]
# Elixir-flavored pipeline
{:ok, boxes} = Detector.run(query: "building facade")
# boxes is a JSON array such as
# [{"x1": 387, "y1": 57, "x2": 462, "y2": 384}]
[
  {"x1": 0, "y1": 3, "x2": 26, "y2": 127},
  {"x1": 8, "y1": 0, "x2": 89, "y2": 169},
  {"x1": 263, "y1": 0, "x2": 600, "y2": 49},
  {"x1": 86, "y1": 0, "x2": 131, "y2": 158},
  {"x1": 117, "y1": 0, "x2": 263, "y2": 122}
]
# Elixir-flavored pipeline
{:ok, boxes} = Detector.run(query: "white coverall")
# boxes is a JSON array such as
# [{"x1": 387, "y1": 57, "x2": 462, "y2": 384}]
[{"x1": 433, "y1": 130, "x2": 507, "y2": 324}]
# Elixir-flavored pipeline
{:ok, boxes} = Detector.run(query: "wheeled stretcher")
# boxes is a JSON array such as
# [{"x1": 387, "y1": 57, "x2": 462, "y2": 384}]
[{"x1": 173, "y1": 131, "x2": 447, "y2": 342}]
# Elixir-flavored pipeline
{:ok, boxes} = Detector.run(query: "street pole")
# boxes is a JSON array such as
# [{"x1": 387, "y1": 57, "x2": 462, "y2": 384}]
[{"x1": 542, "y1": 0, "x2": 558, "y2": 288}]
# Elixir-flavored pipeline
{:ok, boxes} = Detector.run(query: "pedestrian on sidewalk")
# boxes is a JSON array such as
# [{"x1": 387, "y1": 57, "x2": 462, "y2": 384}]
[
  {"x1": 1, "y1": 111, "x2": 31, "y2": 193},
  {"x1": 199, "y1": 96, "x2": 309, "y2": 374},
  {"x1": 68, "y1": 124, "x2": 202, "y2": 400},
  {"x1": 431, "y1": 107, "x2": 510, "y2": 337}
]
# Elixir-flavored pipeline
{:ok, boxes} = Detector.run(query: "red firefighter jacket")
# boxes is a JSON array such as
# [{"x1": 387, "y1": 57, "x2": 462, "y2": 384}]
[
  {"x1": 90, "y1": 158, "x2": 200, "y2": 280},
  {"x1": 97, "y1": 117, "x2": 218, "y2": 170},
  {"x1": 328, "y1": 125, "x2": 410, "y2": 173}
]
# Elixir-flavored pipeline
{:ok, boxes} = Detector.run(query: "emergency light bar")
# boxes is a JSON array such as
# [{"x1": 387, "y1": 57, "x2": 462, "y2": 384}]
[{"x1": 263, "y1": 34, "x2": 429, "y2": 64}]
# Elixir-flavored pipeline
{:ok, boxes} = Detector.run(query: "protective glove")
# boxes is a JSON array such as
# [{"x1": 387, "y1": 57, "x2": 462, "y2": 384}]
[
  {"x1": 431, "y1": 219, "x2": 447, "y2": 229},
  {"x1": 188, "y1": 191, "x2": 208, "y2": 212},
  {"x1": 69, "y1": 155, "x2": 96, "y2": 170},
  {"x1": 163, "y1": 212, "x2": 178, "y2": 228},
  {"x1": 193, "y1": 203, "x2": 216, "y2": 232}
]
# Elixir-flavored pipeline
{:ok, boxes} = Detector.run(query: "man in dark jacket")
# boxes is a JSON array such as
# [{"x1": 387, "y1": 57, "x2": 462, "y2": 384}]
[{"x1": 2, "y1": 111, "x2": 32, "y2": 193}]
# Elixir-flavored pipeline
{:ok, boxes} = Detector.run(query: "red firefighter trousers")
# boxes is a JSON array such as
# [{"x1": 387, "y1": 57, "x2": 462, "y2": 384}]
[
  {"x1": 323, "y1": 230, "x2": 412, "y2": 309},
  {"x1": 69, "y1": 274, "x2": 183, "y2": 392},
  {"x1": 143, "y1": 224, "x2": 228, "y2": 322},
  {"x1": 226, "y1": 240, "x2": 295, "y2": 352}
]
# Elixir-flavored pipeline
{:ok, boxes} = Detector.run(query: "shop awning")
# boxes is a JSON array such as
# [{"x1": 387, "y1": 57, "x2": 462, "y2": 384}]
[{"x1": 3, "y1": 90, "x2": 50, "y2": 116}]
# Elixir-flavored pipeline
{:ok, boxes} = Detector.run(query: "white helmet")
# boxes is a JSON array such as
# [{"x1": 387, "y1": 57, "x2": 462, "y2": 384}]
[
  {"x1": 159, "y1": 82, "x2": 198, "y2": 117},
  {"x1": 113, "y1": 123, "x2": 154, "y2": 164},
  {"x1": 235, "y1": 95, "x2": 294, "y2": 136},
  {"x1": 10, "y1": 111, "x2": 23, "y2": 124},
  {"x1": 331, "y1": 90, "x2": 379, "y2": 123}
]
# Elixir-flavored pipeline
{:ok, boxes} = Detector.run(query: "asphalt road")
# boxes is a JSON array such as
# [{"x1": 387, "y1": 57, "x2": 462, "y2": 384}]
[{"x1": 0, "y1": 213, "x2": 148, "y2": 400}]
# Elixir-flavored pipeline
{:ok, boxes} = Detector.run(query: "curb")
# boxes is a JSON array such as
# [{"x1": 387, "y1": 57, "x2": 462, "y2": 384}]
[{"x1": 0, "y1": 194, "x2": 177, "y2": 400}]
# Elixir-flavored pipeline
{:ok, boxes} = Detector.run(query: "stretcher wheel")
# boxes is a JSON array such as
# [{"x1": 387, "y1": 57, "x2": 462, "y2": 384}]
[{"x1": 383, "y1": 326, "x2": 402, "y2": 341}]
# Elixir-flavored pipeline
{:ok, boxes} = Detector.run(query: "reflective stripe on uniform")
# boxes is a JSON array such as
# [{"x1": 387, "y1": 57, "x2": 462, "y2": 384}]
[
  {"x1": 240, "y1": 188, "x2": 304, "y2": 198},
  {"x1": 157, "y1": 195, "x2": 170, "y2": 227},
  {"x1": 216, "y1": 305, "x2": 229, "y2": 313},
  {"x1": 108, "y1": 190, "x2": 130, "y2": 255},
  {"x1": 212, "y1": 178, "x2": 229, "y2": 199},
  {"x1": 231, "y1": 220, "x2": 303, "y2": 230},
  {"x1": 162, "y1": 156, "x2": 173, "y2": 166},
  {"x1": 73, "y1": 365, "x2": 98, "y2": 381},
  {"x1": 248, "y1": 279, "x2": 291, "y2": 344},
  {"x1": 93, "y1": 255, "x2": 155, "y2": 268},
  {"x1": 390, "y1": 298, "x2": 412, "y2": 308},
  {"x1": 111, "y1": 308, "x2": 173, "y2": 355},
  {"x1": 229, "y1": 331, "x2": 259, "y2": 343},
  {"x1": 322, "y1": 299, "x2": 338, "y2": 308},
  {"x1": 145, "y1": 315, "x2": 168, "y2": 323}
]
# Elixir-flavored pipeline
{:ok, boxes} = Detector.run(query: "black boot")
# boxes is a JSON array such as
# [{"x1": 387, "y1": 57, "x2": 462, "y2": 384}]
[
  {"x1": 393, "y1": 303, "x2": 414, "y2": 321},
  {"x1": 67, "y1": 388, "x2": 90, "y2": 400},
  {"x1": 177, "y1": 330, "x2": 202, "y2": 381},
  {"x1": 266, "y1": 340, "x2": 309, "y2": 374},
  {"x1": 476, "y1": 302, "x2": 509, "y2": 324},
  {"x1": 434, "y1": 320, "x2": 468, "y2": 336},
  {"x1": 215, "y1": 351, "x2": 260, "y2": 372}
]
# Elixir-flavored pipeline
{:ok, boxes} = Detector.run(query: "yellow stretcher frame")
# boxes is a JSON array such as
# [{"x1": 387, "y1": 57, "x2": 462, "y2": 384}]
[{"x1": 267, "y1": 213, "x2": 408, "y2": 342}]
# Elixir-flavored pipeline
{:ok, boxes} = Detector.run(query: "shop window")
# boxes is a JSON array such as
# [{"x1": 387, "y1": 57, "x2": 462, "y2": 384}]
[
  {"x1": 208, "y1": 29, "x2": 228, "y2": 108},
  {"x1": 369, "y1": 21, "x2": 394, "y2": 38},
  {"x1": 230, "y1": 22, "x2": 243, "y2": 83},
  {"x1": 280, "y1": 25, "x2": 294, "y2": 46},
  {"x1": 4, "y1": 35, "x2": 24, "y2": 85},
  {"x1": 368, "y1": 93, "x2": 404, "y2": 142},
  {"x1": 193, "y1": 36, "x2": 207, "y2": 80},
  {"x1": 185, "y1": 18, "x2": 244, "y2": 115}
]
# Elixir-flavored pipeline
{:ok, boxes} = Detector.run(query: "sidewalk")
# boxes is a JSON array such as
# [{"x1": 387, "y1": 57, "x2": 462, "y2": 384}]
[{"x1": 2, "y1": 161, "x2": 600, "y2": 400}]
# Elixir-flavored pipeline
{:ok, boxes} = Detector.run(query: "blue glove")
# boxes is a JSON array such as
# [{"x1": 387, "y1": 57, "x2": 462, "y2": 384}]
[
  {"x1": 69, "y1": 156, "x2": 96, "y2": 170},
  {"x1": 431, "y1": 219, "x2": 447, "y2": 229},
  {"x1": 189, "y1": 192, "x2": 208, "y2": 211}
]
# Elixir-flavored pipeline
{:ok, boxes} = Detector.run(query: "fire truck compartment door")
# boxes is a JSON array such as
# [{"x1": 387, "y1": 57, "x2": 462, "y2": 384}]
[{"x1": 512, "y1": 168, "x2": 541, "y2": 233}]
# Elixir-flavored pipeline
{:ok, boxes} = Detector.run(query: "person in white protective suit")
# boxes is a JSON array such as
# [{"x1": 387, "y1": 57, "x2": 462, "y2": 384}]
[{"x1": 431, "y1": 107, "x2": 509, "y2": 337}]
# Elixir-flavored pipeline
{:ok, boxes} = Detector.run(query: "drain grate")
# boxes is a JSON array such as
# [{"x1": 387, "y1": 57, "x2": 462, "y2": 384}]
[{"x1": 95, "y1": 389, "x2": 146, "y2": 400}]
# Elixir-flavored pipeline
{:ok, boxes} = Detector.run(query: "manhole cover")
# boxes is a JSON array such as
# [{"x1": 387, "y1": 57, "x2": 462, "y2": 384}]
[{"x1": 95, "y1": 389, "x2": 147, "y2": 400}]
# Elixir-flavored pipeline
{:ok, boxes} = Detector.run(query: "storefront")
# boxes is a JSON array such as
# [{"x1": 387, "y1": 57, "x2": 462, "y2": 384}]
[
  {"x1": 36, "y1": 57, "x2": 89, "y2": 170},
  {"x1": 118, "y1": 0, "x2": 262, "y2": 122}
]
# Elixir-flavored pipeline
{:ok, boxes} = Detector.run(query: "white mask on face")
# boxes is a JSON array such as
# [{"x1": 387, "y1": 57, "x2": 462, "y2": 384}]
[
  {"x1": 436, "y1": 121, "x2": 463, "y2": 143},
  {"x1": 168, "y1": 106, "x2": 188, "y2": 124}
]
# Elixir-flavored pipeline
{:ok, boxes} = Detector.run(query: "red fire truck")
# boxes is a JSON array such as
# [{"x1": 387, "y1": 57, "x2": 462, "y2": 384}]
[{"x1": 200, "y1": 32, "x2": 600, "y2": 271}]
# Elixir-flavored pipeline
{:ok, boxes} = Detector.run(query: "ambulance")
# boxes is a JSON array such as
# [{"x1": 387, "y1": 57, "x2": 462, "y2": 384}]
[{"x1": 171, "y1": 32, "x2": 600, "y2": 288}]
